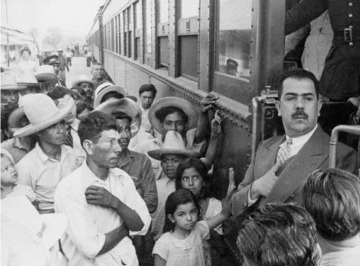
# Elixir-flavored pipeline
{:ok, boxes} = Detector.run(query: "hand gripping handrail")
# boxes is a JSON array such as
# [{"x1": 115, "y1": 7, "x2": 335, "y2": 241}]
[{"x1": 329, "y1": 125, "x2": 360, "y2": 168}]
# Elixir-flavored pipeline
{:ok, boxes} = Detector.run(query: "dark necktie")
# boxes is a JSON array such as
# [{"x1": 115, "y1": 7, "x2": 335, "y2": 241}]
[{"x1": 64, "y1": 126, "x2": 73, "y2": 148}]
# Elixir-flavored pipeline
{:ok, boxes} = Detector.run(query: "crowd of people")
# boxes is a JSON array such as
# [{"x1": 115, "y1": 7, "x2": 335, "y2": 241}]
[{"x1": 1, "y1": 1, "x2": 360, "y2": 264}]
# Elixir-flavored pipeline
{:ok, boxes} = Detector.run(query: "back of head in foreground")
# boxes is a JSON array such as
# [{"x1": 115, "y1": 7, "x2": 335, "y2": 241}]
[
  {"x1": 303, "y1": 168, "x2": 360, "y2": 242},
  {"x1": 237, "y1": 203, "x2": 320, "y2": 266}
]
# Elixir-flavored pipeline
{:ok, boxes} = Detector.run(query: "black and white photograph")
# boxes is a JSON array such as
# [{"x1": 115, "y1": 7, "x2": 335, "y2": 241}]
[{"x1": 1, "y1": 0, "x2": 360, "y2": 265}]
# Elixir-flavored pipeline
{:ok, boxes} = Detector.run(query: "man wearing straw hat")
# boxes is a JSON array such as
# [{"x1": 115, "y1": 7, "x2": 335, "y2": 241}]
[
  {"x1": 15, "y1": 94, "x2": 78, "y2": 214},
  {"x1": 54, "y1": 111, "x2": 151, "y2": 266},
  {"x1": 134, "y1": 95, "x2": 218, "y2": 178},
  {"x1": 43, "y1": 54, "x2": 66, "y2": 87},
  {"x1": 72, "y1": 75, "x2": 97, "y2": 103},
  {"x1": 148, "y1": 130, "x2": 199, "y2": 241},
  {"x1": 96, "y1": 98, "x2": 157, "y2": 265},
  {"x1": 35, "y1": 65, "x2": 59, "y2": 94}
]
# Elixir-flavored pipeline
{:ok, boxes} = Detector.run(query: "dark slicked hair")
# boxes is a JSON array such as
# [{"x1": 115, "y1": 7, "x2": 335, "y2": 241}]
[
  {"x1": 78, "y1": 111, "x2": 117, "y2": 148},
  {"x1": 163, "y1": 189, "x2": 200, "y2": 233},
  {"x1": 238, "y1": 203, "x2": 320, "y2": 266},
  {"x1": 175, "y1": 158, "x2": 213, "y2": 200},
  {"x1": 304, "y1": 168, "x2": 360, "y2": 241},
  {"x1": 155, "y1": 106, "x2": 188, "y2": 124},
  {"x1": 275, "y1": 68, "x2": 320, "y2": 99},
  {"x1": 139, "y1": 84, "x2": 157, "y2": 97}
]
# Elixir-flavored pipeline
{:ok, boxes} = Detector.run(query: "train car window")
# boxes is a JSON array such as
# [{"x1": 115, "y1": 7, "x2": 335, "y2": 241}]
[
  {"x1": 159, "y1": 36, "x2": 169, "y2": 67},
  {"x1": 134, "y1": 2, "x2": 141, "y2": 60},
  {"x1": 216, "y1": 0, "x2": 251, "y2": 79},
  {"x1": 144, "y1": 0, "x2": 153, "y2": 66},
  {"x1": 157, "y1": 0, "x2": 169, "y2": 68},
  {"x1": 123, "y1": 10, "x2": 128, "y2": 56},
  {"x1": 180, "y1": 0, "x2": 199, "y2": 18},
  {"x1": 127, "y1": 7, "x2": 132, "y2": 58},
  {"x1": 179, "y1": 35, "x2": 198, "y2": 80},
  {"x1": 213, "y1": 0, "x2": 252, "y2": 102},
  {"x1": 111, "y1": 19, "x2": 114, "y2": 52},
  {"x1": 178, "y1": 0, "x2": 199, "y2": 80}
]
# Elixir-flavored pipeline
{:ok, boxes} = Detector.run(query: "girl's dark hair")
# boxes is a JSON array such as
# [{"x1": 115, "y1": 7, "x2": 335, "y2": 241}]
[
  {"x1": 175, "y1": 158, "x2": 213, "y2": 200},
  {"x1": 163, "y1": 189, "x2": 200, "y2": 233}
]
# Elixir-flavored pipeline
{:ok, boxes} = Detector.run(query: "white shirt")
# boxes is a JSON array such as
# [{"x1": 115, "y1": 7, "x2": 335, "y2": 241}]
[
  {"x1": 17, "y1": 143, "x2": 78, "y2": 211},
  {"x1": 54, "y1": 162, "x2": 151, "y2": 266},
  {"x1": 69, "y1": 118, "x2": 86, "y2": 165},
  {"x1": 152, "y1": 172, "x2": 176, "y2": 241}
]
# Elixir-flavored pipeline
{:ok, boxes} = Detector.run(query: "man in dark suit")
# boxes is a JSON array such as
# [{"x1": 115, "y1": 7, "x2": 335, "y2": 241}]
[{"x1": 231, "y1": 69, "x2": 358, "y2": 217}]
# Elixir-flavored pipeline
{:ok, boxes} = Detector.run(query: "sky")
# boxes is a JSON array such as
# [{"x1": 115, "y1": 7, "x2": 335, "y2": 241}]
[{"x1": 1, "y1": 0, "x2": 105, "y2": 38}]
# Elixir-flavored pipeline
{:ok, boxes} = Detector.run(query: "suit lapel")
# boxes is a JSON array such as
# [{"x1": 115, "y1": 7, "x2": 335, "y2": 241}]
[
  {"x1": 253, "y1": 136, "x2": 285, "y2": 179},
  {"x1": 264, "y1": 127, "x2": 329, "y2": 204}
]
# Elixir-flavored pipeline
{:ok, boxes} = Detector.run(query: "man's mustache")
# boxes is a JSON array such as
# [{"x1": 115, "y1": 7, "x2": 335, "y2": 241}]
[{"x1": 292, "y1": 110, "x2": 308, "y2": 119}]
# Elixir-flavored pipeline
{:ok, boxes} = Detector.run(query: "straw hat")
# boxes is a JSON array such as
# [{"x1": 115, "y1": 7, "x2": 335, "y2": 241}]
[
  {"x1": 43, "y1": 55, "x2": 59, "y2": 65},
  {"x1": 13, "y1": 68, "x2": 39, "y2": 87},
  {"x1": 95, "y1": 98, "x2": 142, "y2": 138},
  {"x1": 148, "y1": 130, "x2": 199, "y2": 160},
  {"x1": 13, "y1": 94, "x2": 72, "y2": 138},
  {"x1": 1, "y1": 72, "x2": 27, "y2": 90},
  {"x1": 94, "y1": 85, "x2": 128, "y2": 108},
  {"x1": 1, "y1": 196, "x2": 67, "y2": 250},
  {"x1": 94, "y1": 81, "x2": 113, "y2": 97},
  {"x1": 148, "y1": 97, "x2": 197, "y2": 134},
  {"x1": 35, "y1": 65, "x2": 58, "y2": 83},
  {"x1": 71, "y1": 75, "x2": 96, "y2": 88}
]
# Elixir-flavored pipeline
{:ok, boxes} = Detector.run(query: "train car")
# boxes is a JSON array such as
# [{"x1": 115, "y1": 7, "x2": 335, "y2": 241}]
[{"x1": 88, "y1": 0, "x2": 287, "y2": 199}]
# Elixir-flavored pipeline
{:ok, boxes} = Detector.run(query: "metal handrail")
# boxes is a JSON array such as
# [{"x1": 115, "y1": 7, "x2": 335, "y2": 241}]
[{"x1": 329, "y1": 125, "x2": 360, "y2": 168}]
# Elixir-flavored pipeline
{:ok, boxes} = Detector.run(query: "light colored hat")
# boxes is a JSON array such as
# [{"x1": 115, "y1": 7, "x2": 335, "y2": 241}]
[
  {"x1": 13, "y1": 68, "x2": 39, "y2": 87},
  {"x1": 13, "y1": 94, "x2": 72, "y2": 138},
  {"x1": 94, "y1": 85, "x2": 128, "y2": 108},
  {"x1": 35, "y1": 65, "x2": 58, "y2": 83},
  {"x1": 8, "y1": 107, "x2": 26, "y2": 135},
  {"x1": 71, "y1": 75, "x2": 96, "y2": 88},
  {"x1": 94, "y1": 81, "x2": 113, "y2": 97},
  {"x1": 149, "y1": 97, "x2": 197, "y2": 134},
  {"x1": 1, "y1": 72, "x2": 27, "y2": 90},
  {"x1": 1, "y1": 196, "x2": 67, "y2": 250},
  {"x1": 148, "y1": 130, "x2": 199, "y2": 160},
  {"x1": 95, "y1": 98, "x2": 141, "y2": 138}
]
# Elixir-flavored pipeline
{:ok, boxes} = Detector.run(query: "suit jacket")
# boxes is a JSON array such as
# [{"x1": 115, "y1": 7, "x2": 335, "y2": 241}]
[{"x1": 231, "y1": 126, "x2": 358, "y2": 217}]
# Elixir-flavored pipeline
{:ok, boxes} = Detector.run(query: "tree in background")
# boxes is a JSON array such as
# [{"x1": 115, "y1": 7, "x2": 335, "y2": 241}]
[{"x1": 43, "y1": 27, "x2": 63, "y2": 51}]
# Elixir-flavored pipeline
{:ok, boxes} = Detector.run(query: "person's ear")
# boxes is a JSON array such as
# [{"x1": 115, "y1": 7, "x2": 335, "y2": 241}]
[
  {"x1": 167, "y1": 214, "x2": 175, "y2": 223},
  {"x1": 275, "y1": 100, "x2": 281, "y2": 117},
  {"x1": 83, "y1": 139, "x2": 94, "y2": 155}
]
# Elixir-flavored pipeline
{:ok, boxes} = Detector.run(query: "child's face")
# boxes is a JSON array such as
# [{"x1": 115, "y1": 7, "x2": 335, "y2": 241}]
[
  {"x1": 181, "y1": 167, "x2": 204, "y2": 196},
  {"x1": 1, "y1": 156, "x2": 18, "y2": 186},
  {"x1": 169, "y1": 202, "x2": 199, "y2": 233}
]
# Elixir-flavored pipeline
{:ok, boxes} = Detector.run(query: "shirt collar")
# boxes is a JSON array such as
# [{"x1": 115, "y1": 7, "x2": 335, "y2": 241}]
[
  {"x1": 34, "y1": 142, "x2": 70, "y2": 163},
  {"x1": 286, "y1": 124, "x2": 318, "y2": 146},
  {"x1": 80, "y1": 161, "x2": 125, "y2": 186}
]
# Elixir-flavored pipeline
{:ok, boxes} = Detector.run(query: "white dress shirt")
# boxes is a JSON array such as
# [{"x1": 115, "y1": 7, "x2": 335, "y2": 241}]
[
  {"x1": 54, "y1": 162, "x2": 151, "y2": 266},
  {"x1": 17, "y1": 143, "x2": 78, "y2": 212}
]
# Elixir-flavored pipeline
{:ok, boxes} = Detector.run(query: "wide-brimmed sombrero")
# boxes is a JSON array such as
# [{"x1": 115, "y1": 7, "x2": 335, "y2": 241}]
[
  {"x1": 94, "y1": 85, "x2": 128, "y2": 108},
  {"x1": 13, "y1": 68, "x2": 39, "y2": 88},
  {"x1": 148, "y1": 97, "x2": 197, "y2": 134},
  {"x1": 71, "y1": 75, "x2": 96, "y2": 88},
  {"x1": 13, "y1": 94, "x2": 72, "y2": 138},
  {"x1": 95, "y1": 98, "x2": 141, "y2": 138},
  {"x1": 35, "y1": 65, "x2": 58, "y2": 83},
  {"x1": 1, "y1": 72, "x2": 27, "y2": 90},
  {"x1": 2, "y1": 196, "x2": 67, "y2": 250},
  {"x1": 148, "y1": 130, "x2": 199, "y2": 160}
]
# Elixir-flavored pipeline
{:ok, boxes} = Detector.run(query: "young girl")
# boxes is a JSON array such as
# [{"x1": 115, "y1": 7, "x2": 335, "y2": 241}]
[
  {"x1": 175, "y1": 158, "x2": 224, "y2": 265},
  {"x1": 1, "y1": 149, "x2": 36, "y2": 203},
  {"x1": 153, "y1": 169, "x2": 234, "y2": 266}
]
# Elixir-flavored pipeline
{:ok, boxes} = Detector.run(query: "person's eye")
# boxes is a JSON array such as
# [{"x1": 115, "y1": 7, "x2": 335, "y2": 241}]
[
  {"x1": 190, "y1": 209, "x2": 198, "y2": 214},
  {"x1": 182, "y1": 177, "x2": 189, "y2": 182},
  {"x1": 193, "y1": 176, "x2": 199, "y2": 181}
]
